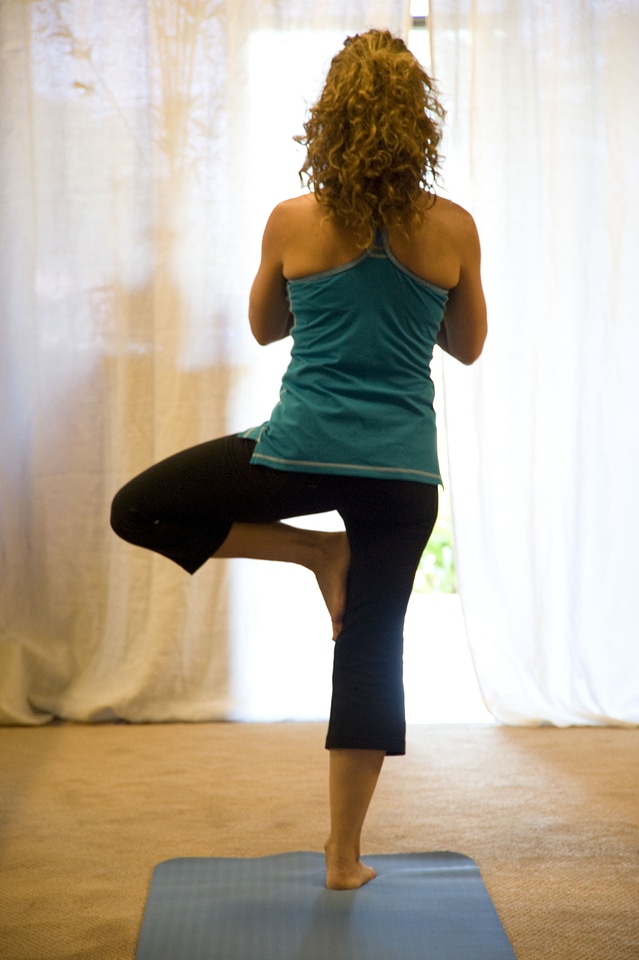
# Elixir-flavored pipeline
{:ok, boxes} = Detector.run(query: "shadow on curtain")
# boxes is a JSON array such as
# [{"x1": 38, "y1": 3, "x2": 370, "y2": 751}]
[{"x1": 0, "y1": 0, "x2": 409, "y2": 724}]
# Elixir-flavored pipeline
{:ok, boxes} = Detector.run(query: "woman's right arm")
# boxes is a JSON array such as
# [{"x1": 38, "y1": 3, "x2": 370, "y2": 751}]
[{"x1": 437, "y1": 210, "x2": 487, "y2": 365}]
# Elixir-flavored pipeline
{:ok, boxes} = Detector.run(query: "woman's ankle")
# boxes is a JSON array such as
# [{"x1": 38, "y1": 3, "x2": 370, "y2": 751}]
[{"x1": 324, "y1": 839, "x2": 376, "y2": 890}]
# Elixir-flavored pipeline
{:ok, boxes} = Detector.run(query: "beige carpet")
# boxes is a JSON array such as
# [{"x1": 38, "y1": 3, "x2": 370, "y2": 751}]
[{"x1": 0, "y1": 722, "x2": 637, "y2": 960}]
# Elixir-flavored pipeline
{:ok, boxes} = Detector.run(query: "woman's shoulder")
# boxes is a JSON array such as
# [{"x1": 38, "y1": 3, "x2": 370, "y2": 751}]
[
  {"x1": 256, "y1": 195, "x2": 317, "y2": 257},
  {"x1": 422, "y1": 195, "x2": 478, "y2": 234},
  {"x1": 390, "y1": 194, "x2": 480, "y2": 258},
  {"x1": 387, "y1": 195, "x2": 479, "y2": 289},
  {"x1": 261, "y1": 194, "x2": 324, "y2": 250},
  {"x1": 266, "y1": 194, "x2": 364, "y2": 280},
  {"x1": 269, "y1": 191, "x2": 475, "y2": 224},
  {"x1": 267, "y1": 193, "x2": 319, "y2": 226}
]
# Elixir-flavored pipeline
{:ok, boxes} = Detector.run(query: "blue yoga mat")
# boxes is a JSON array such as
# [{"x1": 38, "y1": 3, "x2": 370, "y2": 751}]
[{"x1": 135, "y1": 851, "x2": 516, "y2": 960}]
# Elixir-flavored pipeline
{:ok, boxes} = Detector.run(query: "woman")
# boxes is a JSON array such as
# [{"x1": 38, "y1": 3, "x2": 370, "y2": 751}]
[{"x1": 111, "y1": 29, "x2": 486, "y2": 890}]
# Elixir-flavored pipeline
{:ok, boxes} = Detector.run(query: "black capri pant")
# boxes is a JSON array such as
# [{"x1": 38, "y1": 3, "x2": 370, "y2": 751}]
[{"x1": 110, "y1": 435, "x2": 438, "y2": 756}]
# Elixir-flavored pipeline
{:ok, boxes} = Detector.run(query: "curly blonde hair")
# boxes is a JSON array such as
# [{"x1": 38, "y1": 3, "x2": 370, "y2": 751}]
[{"x1": 296, "y1": 30, "x2": 446, "y2": 248}]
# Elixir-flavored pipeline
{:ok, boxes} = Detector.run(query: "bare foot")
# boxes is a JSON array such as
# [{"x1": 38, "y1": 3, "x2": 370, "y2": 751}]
[
  {"x1": 313, "y1": 532, "x2": 350, "y2": 640},
  {"x1": 324, "y1": 842, "x2": 377, "y2": 890}
]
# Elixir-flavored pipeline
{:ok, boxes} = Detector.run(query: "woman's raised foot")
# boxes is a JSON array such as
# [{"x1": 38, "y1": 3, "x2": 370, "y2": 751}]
[{"x1": 312, "y1": 531, "x2": 350, "y2": 640}]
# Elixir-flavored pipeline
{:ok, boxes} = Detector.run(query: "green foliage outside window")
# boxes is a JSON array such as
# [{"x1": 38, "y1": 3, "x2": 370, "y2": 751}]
[{"x1": 413, "y1": 514, "x2": 456, "y2": 594}]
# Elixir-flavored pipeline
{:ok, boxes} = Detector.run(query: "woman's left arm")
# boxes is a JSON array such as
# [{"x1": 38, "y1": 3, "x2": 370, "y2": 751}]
[{"x1": 248, "y1": 205, "x2": 294, "y2": 345}]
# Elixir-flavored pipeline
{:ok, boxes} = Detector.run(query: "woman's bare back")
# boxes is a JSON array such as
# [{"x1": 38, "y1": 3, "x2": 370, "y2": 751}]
[{"x1": 278, "y1": 192, "x2": 468, "y2": 291}]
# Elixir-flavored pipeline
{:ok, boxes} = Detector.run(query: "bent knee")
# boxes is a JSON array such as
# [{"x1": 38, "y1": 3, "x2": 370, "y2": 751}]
[{"x1": 110, "y1": 485, "x2": 149, "y2": 544}]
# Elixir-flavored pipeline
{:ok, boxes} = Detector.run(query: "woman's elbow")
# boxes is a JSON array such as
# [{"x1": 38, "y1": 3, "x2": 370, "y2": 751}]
[
  {"x1": 459, "y1": 335, "x2": 487, "y2": 364},
  {"x1": 250, "y1": 326, "x2": 272, "y2": 346},
  {"x1": 248, "y1": 303, "x2": 293, "y2": 346},
  {"x1": 452, "y1": 323, "x2": 487, "y2": 364},
  {"x1": 248, "y1": 311, "x2": 276, "y2": 345},
  {"x1": 249, "y1": 320, "x2": 289, "y2": 346}
]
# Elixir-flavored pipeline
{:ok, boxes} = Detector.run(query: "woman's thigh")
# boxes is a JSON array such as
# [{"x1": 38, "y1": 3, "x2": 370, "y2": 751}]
[{"x1": 110, "y1": 435, "x2": 346, "y2": 571}]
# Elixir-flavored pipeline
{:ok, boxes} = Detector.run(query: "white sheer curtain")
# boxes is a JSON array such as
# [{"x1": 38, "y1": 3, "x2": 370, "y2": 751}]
[
  {"x1": 430, "y1": 1, "x2": 639, "y2": 725},
  {"x1": 0, "y1": 0, "x2": 409, "y2": 725}
]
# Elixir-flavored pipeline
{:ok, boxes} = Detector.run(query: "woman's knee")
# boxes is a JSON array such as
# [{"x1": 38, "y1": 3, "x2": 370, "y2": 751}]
[{"x1": 110, "y1": 482, "x2": 149, "y2": 545}]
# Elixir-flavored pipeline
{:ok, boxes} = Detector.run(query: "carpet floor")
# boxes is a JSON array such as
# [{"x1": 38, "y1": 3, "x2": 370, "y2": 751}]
[{"x1": 0, "y1": 722, "x2": 637, "y2": 959}]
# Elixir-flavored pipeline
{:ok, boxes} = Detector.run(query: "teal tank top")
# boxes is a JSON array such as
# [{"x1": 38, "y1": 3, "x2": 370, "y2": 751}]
[{"x1": 240, "y1": 233, "x2": 449, "y2": 484}]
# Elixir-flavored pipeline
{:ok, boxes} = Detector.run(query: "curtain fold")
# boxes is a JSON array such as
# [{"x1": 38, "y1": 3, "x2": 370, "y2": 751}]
[
  {"x1": 430, "y1": 0, "x2": 639, "y2": 725},
  {"x1": 0, "y1": 0, "x2": 408, "y2": 725}
]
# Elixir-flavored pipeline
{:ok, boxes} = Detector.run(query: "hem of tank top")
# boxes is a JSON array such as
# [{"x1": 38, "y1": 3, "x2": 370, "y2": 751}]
[{"x1": 250, "y1": 451, "x2": 442, "y2": 482}]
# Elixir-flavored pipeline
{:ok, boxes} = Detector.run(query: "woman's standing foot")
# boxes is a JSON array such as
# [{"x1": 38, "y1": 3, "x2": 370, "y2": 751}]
[{"x1": 324, "y1": 840, "x2": 377, "y2": 889}]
